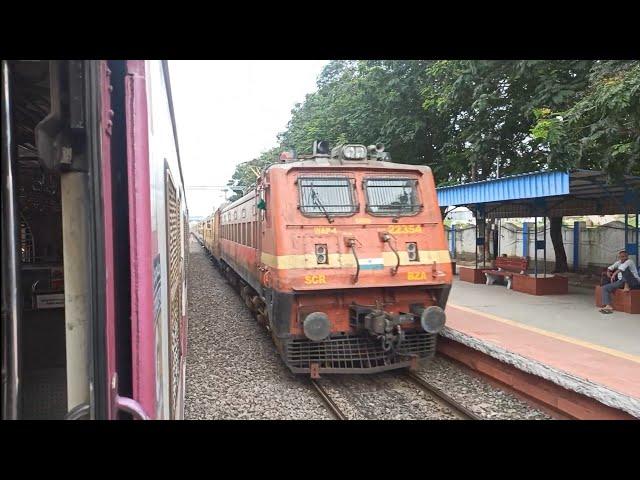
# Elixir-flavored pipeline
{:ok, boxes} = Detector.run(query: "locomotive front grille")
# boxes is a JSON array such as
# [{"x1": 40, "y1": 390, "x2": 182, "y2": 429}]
[{"x1": 284, "y1": 331, "x2": 437, "y2": 374}]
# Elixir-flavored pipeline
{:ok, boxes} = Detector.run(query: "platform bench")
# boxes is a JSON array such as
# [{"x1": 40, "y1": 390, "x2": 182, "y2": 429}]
[
  {"x1": 594, "y1": 285, "x2": 640, "y2": 314},
  {"x1": 485, "y1": 256, "x2": 529, "y2": 290}
]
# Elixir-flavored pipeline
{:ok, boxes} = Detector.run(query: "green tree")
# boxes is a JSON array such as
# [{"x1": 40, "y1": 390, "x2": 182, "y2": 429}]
[
  {"x1": 226, "y1": 147, "x2": 280, "y2": 201},
  {"x1": 531, "y1": 60, "x2": 640, "y2": 178},
  {"x1": 422, "y1": 60, "x2": 593, "y2": 183},
  {"x1": 278, "y1": 60, "x2": 434, "y2": 165},
  {"x1": 421, "y1": 60, "x2": 594, "y2": 271}
]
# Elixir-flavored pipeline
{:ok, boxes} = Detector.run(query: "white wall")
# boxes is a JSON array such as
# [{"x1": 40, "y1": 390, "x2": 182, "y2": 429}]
[{"x1": 447, "y1": 220, "x2": 638, "y2": 269}]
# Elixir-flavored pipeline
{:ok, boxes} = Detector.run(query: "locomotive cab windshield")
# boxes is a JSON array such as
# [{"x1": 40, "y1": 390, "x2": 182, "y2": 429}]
[
  {"x1": 364, "y1": 177, "x2": 421, "y2": 217},
  {"x1": 298, "y1": 176, "x2": 358, "y2": 220}
]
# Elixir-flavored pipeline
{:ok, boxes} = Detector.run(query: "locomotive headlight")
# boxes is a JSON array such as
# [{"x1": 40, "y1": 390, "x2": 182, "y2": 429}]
[
  {"x1": 406, "y1": 242, "x2": 419, "y2": 261},
  {"x1": 315, "y1": 244, "x2": 328, "y2": 264},
  {"x1": 420, "y1": 306, "x2": 446, "y2": 334},
  {"x1": 343, "y1": 146, "x2": 355, "y2": 158},
  {"x1": 303, "y1": 312, "x2": 331, "y2": 342},
  {"x1": 342, "y1": 144, "x2": 367, "y2": 159}
]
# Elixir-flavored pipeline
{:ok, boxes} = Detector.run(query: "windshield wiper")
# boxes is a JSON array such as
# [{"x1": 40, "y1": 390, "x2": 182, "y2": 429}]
[{"x1": 310, "y1": 187, "x2": 334, "y2": 223}]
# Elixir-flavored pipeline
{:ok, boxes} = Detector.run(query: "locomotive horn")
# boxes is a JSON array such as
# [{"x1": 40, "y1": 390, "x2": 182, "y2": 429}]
[
  {"x1": 375, "y1": 143, "x2": 385, "y2": 152},
  {"x1": 313, "y1": 140, "x2": 330, "y2": 156}
]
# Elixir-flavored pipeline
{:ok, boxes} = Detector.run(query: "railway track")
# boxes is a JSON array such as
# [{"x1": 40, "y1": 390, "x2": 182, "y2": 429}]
[
  {"x1": 310, "y1": 379, "x2": 347, "y2": 420},
  {"x1": 403, "y1": 371, "x2": 482, "y2": 420},
  {"x1": 310, "y1": 371, "x2": 482, "y2": 420}
]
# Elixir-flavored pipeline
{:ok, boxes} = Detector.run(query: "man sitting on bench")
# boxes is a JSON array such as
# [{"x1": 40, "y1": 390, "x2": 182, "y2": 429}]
[{"x1": 599, "y1": 250, "x2": 640, "y2": 314}]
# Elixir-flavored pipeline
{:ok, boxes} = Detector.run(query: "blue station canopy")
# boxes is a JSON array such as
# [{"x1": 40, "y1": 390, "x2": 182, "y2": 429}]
[{"x1": 437, "y1": 169, "x2": 640, "y2": 218}]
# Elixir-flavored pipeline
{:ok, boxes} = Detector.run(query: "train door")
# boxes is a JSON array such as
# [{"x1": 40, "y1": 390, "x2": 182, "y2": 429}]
[
  {"x1": 121, "y1": 60, "x2": 156, "y2": 418},
  {"x1": 99, "y1": 59, "x2": 155, "y2": 420},
  {"x1": 2, "y1": 60, "x2": 110, "y2": 419},
  {"x1": 99, "y1": 59, "x2": 171, "y2": 420}
]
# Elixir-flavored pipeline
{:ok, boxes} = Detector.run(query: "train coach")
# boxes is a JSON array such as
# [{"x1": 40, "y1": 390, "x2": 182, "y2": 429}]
[
  {"x1": 200, "y1": 141, "x2": 452, "y2": 377},
  {"x1": 2, "y1": 60, "x2": 188, "y2": 419}
]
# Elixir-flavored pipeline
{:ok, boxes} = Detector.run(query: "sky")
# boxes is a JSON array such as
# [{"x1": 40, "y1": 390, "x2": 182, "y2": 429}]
[{"x1": 168, "y1": 60, "x2": 328, "y2": 218}]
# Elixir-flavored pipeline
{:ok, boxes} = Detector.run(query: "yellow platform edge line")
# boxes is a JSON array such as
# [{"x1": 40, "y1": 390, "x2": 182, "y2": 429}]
[{"x1": 447, "y1": 302, "x2": 640, "y2": 364}]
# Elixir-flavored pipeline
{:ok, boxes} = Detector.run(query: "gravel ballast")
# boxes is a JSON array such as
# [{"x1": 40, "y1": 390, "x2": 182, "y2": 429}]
[
  {"x1": 415, "y1": 356, "x2": 552, "y2": 420},
  {"x1": 316, "y1": 373, "x2": 462, "y2": 420},
  {"x1": 186, "y1": 236, "x2": 551, "y2": 420},
  {"x1": 186, "y1": 238, "x2": 331, "y2": 419}
]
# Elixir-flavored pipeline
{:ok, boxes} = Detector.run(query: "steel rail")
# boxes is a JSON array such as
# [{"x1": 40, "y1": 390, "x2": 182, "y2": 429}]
[
  {"x1": 404, "y1": 371, "x2": 482, "y2": 420},
  {"x1": 310, "y1": 379, "x2": 347, "y2": 420}
]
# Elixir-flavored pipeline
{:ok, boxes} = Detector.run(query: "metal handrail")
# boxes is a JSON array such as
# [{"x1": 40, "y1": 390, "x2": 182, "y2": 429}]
[{"x1": 2, "y1": 59, "x2": 21, "y2": 420}]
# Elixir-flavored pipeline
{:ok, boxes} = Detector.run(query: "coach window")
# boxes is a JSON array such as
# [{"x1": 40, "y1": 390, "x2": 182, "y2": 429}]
[
  {"x1": 298, "y1": 177, "x2": 357, "y2": 217},
  {"x1": 364, "y1": 178, "x2": 422, "y2": 217}
]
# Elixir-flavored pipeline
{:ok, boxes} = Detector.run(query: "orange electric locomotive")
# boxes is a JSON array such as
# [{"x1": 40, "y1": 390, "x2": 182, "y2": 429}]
[{"x1": 199, "y1": 141, "x2": 452, "y2": 377}]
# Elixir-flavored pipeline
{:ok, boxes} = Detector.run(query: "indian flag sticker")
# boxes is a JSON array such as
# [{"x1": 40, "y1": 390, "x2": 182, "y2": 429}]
[{"x1": 359, "y1": 258, "x2": 385, "y2": 270}]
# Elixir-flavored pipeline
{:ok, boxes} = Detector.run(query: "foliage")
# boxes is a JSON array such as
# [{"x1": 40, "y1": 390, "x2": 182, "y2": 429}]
[
  {"x1": 229, "y1": 60, "x2": 639, "y2": 186},
  {"x1": 278, "y1": 60, "x2": 434, "y2": 165},
  {"x1": 226, "y1": 146, "x2": 280, "y2": 201},
  {"x1": 530, "y1": 61, "x2": 640, "y2": 178},
  {"x1": 421, "y1": 60, "x2": 593, "y2": 182}
]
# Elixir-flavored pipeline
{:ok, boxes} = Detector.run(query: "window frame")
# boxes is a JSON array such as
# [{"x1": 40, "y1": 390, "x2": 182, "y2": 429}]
[
  {"x1": 363, "y1": 176, "x2": 422, "y2": 217},
  {"x1": 297, "y1": 175, "x2": 359, "y2": 218}
]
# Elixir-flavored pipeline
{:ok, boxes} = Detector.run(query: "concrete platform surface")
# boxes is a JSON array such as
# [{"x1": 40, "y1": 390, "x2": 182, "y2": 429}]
[
  {"x1": 443, "y1": 279, "x2": 640, "y2": 417},
  {"x1": 449, "y1": 278, "x2": 640, "y2": 356}
]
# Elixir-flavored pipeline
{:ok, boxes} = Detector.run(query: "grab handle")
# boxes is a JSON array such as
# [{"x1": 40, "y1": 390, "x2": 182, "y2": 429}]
[
  {"x1": 345, "y1": 237, "x2": 360, "y2": 284},
  {"x1": 380, "y1": 232, "x2": 400, "y2": 276}
]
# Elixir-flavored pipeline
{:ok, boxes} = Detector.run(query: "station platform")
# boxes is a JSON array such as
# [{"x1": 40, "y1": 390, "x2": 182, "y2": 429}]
[{"x1": 441, "y1": 278, "x2": 640, "y2": 419}]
